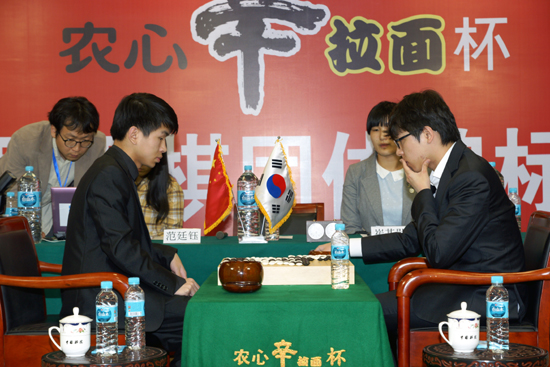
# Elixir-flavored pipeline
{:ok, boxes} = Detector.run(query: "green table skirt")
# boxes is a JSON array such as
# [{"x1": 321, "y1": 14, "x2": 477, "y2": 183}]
[{"x1": 182, "y1": 272, "x2": 394, "y2": 367}]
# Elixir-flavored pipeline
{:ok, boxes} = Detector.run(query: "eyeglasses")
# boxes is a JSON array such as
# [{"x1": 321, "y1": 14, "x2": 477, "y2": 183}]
[
  {"x1": 58, "y1": 134, "x2": 94, "y2": 149},
  {"x1": 394, "y1": 132, "x2": 412, "y2": 149}
]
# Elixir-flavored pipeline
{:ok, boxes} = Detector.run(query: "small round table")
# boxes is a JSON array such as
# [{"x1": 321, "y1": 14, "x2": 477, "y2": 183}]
[
  {"x1": 42, "y1": 346, "x2": 168, "y2": 367},
  {"x1": 423, "y1": 343, "x2": 549, "y2": 367}
]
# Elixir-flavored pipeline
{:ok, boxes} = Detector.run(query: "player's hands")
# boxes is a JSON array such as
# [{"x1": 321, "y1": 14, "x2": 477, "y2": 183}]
[
  {"x1": 170, "y1": 253, "x2": 187, "y2": 279},
  {"x1": 175, "y1": 278, "x2": 200, "y2": 296},
  {"x1": 402, "y1": 157, "x2": 431, "y2": 193},
  {"x1": 314, "y1": 243, "x2": 331, "y2": 252}
]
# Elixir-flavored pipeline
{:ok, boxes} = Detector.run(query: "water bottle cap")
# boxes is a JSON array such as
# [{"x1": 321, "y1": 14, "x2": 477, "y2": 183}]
[
  {"x1": 244, "y1": 165, "x2": 252, "y2": 171},
  {"x1": 128, "y1": 277, "x2": 140, "y2": 285},
  {"x1": 509, "y1": 188, "x2": 518, "y2": 194},
  {"x1": 25, "y1": 166, "x2": 34, "y2": 172},
  {"x1": 101, "y1": 281, "x2": 113, "y2": 289},
  {"x1": 7, "y1": 192, "x2": 14, "y2": 197},
  {"x1": 335, "y1": 223, "x2": 345, "y2": 231},
  {"x1": 489, "y1": 162, "x2": 496, "y2": 167},
  {"x1": 491, "y1": 275, "x2": 503, "y2": 284}
]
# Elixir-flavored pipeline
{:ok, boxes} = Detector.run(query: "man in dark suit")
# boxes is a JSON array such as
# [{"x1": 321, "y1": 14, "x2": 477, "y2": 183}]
[
  {"x1": 61, "y1": 93, "x2": 198, "y2": 367},
  {"x1": 317, "y1": 90, "x2": 526, "y2": 353}
]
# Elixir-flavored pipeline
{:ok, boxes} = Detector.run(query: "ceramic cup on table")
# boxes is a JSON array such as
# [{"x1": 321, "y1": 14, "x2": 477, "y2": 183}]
[
  {"x1": 48, "y1": 307, "x2": 92, "y2": 357},
  {"x1": 438, "y1": 302, "x2": 480, "y2": 353}
]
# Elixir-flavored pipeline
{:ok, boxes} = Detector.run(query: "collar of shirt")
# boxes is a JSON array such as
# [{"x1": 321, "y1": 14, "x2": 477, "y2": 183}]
[
  {"x1": 429, "y1": 142, "x2": 457, "y2": 189},
  {"x1": 375, "y1": 159, "x2": 404, "y2": 181},
  {"x1": 111, "y1": 145, "x2": 139, "y2": 181}
]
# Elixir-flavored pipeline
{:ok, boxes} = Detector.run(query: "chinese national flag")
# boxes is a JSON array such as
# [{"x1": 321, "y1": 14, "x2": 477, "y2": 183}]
[{"x1": 204, "y1": 141, "x2": 233, "y2": 234}]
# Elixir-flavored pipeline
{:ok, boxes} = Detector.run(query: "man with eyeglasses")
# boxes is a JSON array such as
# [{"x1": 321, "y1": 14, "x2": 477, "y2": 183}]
[
  {"x1": 317, "y1": 90, "x2": 526, "y2": 361},
  {"x1": 0, "y1": 96, "x2": 106, "y2": 237}
]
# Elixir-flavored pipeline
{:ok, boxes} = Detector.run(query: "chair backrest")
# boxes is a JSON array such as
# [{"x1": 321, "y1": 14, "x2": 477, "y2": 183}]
[
  {"x1": 0, "y1": 215, "x2": 33, "y2": 239},
  {"x1": 0, "y1": 229, "x2": 46, "y2": 331},
  {"x1": 279, "y1": 203, "x2": 325, "y2": 235},
  {"x1": 521, "y1": 211, "x2": 550, "y2": 327}
]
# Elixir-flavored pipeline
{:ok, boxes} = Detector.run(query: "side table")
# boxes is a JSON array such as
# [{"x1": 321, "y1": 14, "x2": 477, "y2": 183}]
[
  {"x1": 423, "y1": 343, "x2": 549, "y2": 367},
  {"x1": 42, "y1": 346, "x2": 168, "y2": 367}
]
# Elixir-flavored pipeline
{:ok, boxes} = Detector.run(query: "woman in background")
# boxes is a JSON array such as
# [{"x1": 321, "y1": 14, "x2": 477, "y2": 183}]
[
  {"x1": 136, "y1": 153, "x2": 184, "y2": 238},
  {"x1": 340, "y1": 101, "x2": 416, "y2": 235}
]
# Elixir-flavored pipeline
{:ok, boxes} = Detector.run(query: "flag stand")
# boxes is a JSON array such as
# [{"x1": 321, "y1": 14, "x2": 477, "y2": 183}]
[{"x1": 234, "y1": 199, "x2": 267, "y2": 244}]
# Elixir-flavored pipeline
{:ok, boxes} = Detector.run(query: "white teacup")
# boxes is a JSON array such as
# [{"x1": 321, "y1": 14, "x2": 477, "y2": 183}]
[
  {"x1": 48, "y1": 307, "x2": 93, "y2": 357},
  {"x1": 438, "y1": 302, "x2": 480, "y2": 353}
]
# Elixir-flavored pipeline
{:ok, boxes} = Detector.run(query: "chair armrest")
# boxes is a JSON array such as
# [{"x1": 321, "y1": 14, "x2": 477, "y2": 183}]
[
  {"x1": 0, "y1": 272, "x2": 129, "y2": 295},
  {"x1": 396, "y1": 267, "x2": 550, "y2": 367},
  {"x1": 388, "y1": 257, "x2": 428, "y2": 291},
  {"x1": 39, "y1": 261, "x2": 62, "y2": 273}
]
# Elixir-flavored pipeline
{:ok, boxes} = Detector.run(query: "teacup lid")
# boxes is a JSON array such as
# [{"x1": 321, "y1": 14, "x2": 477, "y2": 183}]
[
  {"x1": 447, "y1": 302, "x2": 481, "y2": 319},
  {"x1": 60, "y1": 307, "x2": 93, "y2": 324}
]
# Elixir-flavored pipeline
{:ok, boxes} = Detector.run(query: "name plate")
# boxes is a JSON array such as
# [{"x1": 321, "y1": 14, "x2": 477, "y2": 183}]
[
  {"x1": 370, "y1": 226, "x2": 405, "y2": 235},
  {"x1": 163, "y1": 228, "x2": 201, "y2": 244}
]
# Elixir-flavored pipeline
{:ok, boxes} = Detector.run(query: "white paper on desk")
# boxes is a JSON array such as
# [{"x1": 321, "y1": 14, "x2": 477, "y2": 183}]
[
  {"x1": 370, "y1": 226, "x2": 405, "y2": 235},
  {"x1": 163, "y1": 228, "x2": 201, "y2": 244}
]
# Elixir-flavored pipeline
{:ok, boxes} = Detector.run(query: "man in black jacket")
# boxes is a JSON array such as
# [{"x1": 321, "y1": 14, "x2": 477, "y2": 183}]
[
  {"x1": 61, "y1": 93, "x2": 198, "y2": 367},
  {"x1": 317, "y1": 90, "x2": 526, "y2": 354}
]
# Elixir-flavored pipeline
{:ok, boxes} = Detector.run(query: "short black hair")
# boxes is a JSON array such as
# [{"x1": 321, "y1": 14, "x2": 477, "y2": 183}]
[
  {"x1": 48, "y1": 97, "x2": 99, "y2": 134},
  {"x1": 389, "y1": 90, "x2": 460, "y2": 145},
  {"x1": 366, "y1": 101, "x2": 397, "y2": 134},
  {"x1": 110, "y1": 93, "x2": 178, "y2": 140}
]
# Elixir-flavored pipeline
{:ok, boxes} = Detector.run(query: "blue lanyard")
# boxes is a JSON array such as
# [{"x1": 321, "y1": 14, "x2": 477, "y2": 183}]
[{"x1": 52, "y1": 148, "x2": 73, "y2": 187}]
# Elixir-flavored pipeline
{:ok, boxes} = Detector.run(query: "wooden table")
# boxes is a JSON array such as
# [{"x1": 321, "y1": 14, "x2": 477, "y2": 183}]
[
  {"x1": 423, "y1": 343, "x2": 549, "y2": 367},
  {"x1": 41, "y1": 346, "x2": 168, "y2": 367}
]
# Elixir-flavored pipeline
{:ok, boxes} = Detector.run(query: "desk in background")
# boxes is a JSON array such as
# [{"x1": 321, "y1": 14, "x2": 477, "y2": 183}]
[
  {"x1": 36, "y1": 235, "x2": 397, "y2": 314},
  {"x1": 182, "y1": 272, "x2": 394, "y2": 367}
]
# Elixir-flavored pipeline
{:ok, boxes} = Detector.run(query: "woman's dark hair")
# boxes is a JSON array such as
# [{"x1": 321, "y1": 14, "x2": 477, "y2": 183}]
[
  {"x1": 389, "y1": 89, "x2": 460, "y2": 144},
  {"x1": 145, "y1": 153, "x2": 172, "y2": 224},
  {"x1": 366, "y1": 101, "x2": 397, "y2": 134},
  {"x1": 111, "y1": 93, "x2": 178, "y2": 140},
  {"x1": 48, "y1": 96, "x2": 99, "y2": 134}
]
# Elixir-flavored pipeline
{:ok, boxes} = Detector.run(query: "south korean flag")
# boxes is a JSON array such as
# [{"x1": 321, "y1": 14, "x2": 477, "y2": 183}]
[{"x1": 255, "y1": 138, "x2": 296, "y2": 232}]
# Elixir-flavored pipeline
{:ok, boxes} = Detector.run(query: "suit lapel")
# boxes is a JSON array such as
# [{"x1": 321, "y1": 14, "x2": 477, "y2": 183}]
[{"x1": 38, "y1": 128, "x2": 53, "y2": 187}]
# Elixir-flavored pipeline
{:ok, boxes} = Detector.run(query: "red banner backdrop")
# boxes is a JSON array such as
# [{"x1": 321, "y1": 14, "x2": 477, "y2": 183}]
[{"x1": 1, "y1": 0, "x2": 549, "y2": 233}]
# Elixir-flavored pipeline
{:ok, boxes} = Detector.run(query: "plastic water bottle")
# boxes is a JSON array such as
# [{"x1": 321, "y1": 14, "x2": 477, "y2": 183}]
[
  {"x1": 4, "y1": 192, "x2": 18, "y2": 216},
  {"x1": 486, "y1": 276, "x2": 509, "y2": 352},
  {"x1": 331, "y1": 223, "x2": 350, "y2": 289},
  {"x1": 125, "y1": 277, "x2": 145, "y2": 350},
  {"x1": 237, "y1": 165, "x2": 259, "y2": 240},
  {"x1": 508, "y1": 188, "x2": 521, "y2": 231},
  {"x1": 489, "y1": 162, "x2": 505, "y2": 187},
  {"x1": 17, "y1": 166, "x2": 41, "y2": 243},
  {"x1": 96, "y1": 281, "x2": 118, "y2": 355}
]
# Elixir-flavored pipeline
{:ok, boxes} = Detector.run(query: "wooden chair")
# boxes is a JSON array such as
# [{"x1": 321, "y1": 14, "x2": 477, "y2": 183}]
[
  {"x1": 389, "y1": 211, "x2": 550, "y2": 367},
  {"x1": 279, "y1": 203, "x2": 325, "y2": 235},
  {"x1": 0, "y1": 219, "x2": 129, "y2": 366}
]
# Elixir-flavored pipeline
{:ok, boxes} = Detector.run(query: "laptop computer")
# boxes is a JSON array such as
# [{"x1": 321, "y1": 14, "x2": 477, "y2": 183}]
[{"x1": 51, "y1": 187, "x2": 76, "y2": 239}]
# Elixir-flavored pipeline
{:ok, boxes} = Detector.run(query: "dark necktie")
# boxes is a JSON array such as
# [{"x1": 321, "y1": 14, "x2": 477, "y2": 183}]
[{"x1": 430, "y1": 185, "x2": 437, "y2": 194}]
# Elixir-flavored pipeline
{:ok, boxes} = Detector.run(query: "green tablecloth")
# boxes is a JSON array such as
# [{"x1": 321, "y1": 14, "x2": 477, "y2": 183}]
[
  {"x1": 35, "y1": 235, "x2": 397, "y2": 315},
  {"x1": 182, "y1": 272, "x2": 394, "y2": 367}
]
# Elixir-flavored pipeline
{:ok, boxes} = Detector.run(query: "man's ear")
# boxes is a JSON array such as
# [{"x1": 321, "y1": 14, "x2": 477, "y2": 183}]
[
  {"x1": 50, "y1": 125, "x2": 57, "y2": 139},
  {"x1": 128, "y1": 126, "x2": 140, "y2": 145},
  {"x1": 423, "y1": 126, "x2": 435, "y2": 144}
]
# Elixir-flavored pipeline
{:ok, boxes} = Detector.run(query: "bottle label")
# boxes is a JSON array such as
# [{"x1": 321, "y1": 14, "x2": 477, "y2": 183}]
[
  {"x1": 125, "y1": 300, "x2": 145, "y2": 317},
  {"x1": 331, "y1": 244, "x2": 349, "y2": 260},
  {"x1": 96, "y1": 305, "x2": 118, "y2": 323},
  {"x1": 514, "y1": 204, "x2": 521, "y2": 216},
  {"x1": 17, "y1": 191, "x2": 41, "y2": 208},
  {"x1": 4, "y1": 207, "x2": 18, "y2": 216},
  {"x1": 486, "y1": 300, "x2": 508, "y2": 318},
  {"x1": 238, "y1": 190, "x2": 257, "y2": 207}
]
